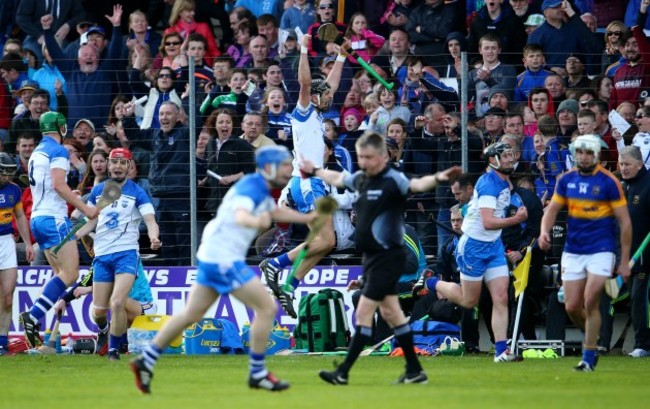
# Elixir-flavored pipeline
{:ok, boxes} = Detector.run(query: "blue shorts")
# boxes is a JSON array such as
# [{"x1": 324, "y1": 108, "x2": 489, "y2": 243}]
[
  {"x1": 288, "y1": 176, "x2": 327, "y2": 213},
  {"x1": 455, "y1": 235, "x2": 508, "y2": 281},
  {"x1": 31, "y1": 216, "x2": 73, "y2": 249},
  {"x1": 93, "y1": 249, "x2": 139, "y2": 283},
  {"x1": 196, "y1": 260, "x2": 256, "y2": 294}
]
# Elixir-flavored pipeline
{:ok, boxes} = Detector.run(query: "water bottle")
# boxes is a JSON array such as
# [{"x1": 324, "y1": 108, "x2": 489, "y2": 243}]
[{"x1": 557, "y1": 286, "x2": 565, "y2": 304}]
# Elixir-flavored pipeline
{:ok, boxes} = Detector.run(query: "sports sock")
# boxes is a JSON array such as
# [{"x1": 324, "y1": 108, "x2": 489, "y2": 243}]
[
  {"x1": 31, "y1": 276, "x2": 67, "y2": 321},
  {"x1": 425, "y1": 276, "x2": 440, "y2": 292},
  {"x1": 142, "y1": 343, "x2": 162, "y2": 371},
  {"x1": 249, "y1": 352, "x2": 268, "y2": 379},
  {"x1": 394, "y1": 323, "x2": 423, "y2": 373},
  {"x1": 282, "y1": 275, "x2": 300, "y2": 293},
  {"x1": 339, "y1": 325, "x2": 372, "y2": 375},
  {"x1": 271, "y1": 253, "x2": 291, "y2": 269},
  {"x1": 94, "y1": 314, "x2": 109, "y2": 333},
  {"x1": 0, "y1": 335, "x2": 7, "y2": 348},
  {"x1": 495, "y1": 340, "x2": 508, "y2": 356},
  {"x1": 121, "y1": 333, "x2": 128, "y2": 346},
  {"x1": 583, "y1": 348, "x2": 597, "y2": 367},
  {"x1": 109, "y1": 334, "x2": 122, "y2": 352}
]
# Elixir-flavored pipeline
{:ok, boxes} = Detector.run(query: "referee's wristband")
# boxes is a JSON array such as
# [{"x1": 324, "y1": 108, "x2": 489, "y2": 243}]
[{"x1": 303, "y1": 166, "x2": 321, "y2": 178}]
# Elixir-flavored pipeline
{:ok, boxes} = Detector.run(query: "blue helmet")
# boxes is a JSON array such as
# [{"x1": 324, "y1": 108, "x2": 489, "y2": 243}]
[{"x1": 256, "y1": 145, "x2": 292, "y2": 180}]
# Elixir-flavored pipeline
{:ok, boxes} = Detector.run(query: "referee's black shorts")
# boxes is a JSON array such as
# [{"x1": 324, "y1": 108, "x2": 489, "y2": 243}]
[{"x1": 361, "y1": 246, "x2": 406, "y2": 301}]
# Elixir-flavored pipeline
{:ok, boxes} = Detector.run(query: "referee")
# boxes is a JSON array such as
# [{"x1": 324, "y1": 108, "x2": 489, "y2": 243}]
[{"x1": 300, "y1": 132, "x2": 461, "y2": 385}]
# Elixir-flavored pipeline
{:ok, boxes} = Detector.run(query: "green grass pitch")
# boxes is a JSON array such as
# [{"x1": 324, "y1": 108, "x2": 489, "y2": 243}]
[{"x1": 2, "y1": 354, "x2": 648, "y2": 409}]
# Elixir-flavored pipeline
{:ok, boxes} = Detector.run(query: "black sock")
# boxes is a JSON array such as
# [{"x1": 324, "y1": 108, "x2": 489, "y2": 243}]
[
  {"x1": 339, "y1": 325, "x2": 372, "y2": 375},
  {"x1": 394, "y1": 323, "x2": 422, "y2": 373}
]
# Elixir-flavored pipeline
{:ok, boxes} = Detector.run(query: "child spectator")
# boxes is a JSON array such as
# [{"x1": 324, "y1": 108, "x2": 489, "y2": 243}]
[
  {"x1": 262, "y1": 86, "x2": 293, "y2": 150},
  {"x1": 515, "y1": 44, "x2": 553, "y2": 102},
  {"x1": 344, "y1": 12, "x2": 385, "y2": 65},
  {"x1": 323, "y1": 118, "x2": 353, "y2": 173},
  {"x1": 280, "y1": 0, "x2": 316, "y2": 35},
  {"x1": 398, "y1": 56, "x2": 459, "y2": 115},
  {"x1": 227, "y1": 20, "x2": 257, "y2": 68},
  {"x1": 534, "y1": 114, "x2": 567, "y2": 200},
  {"x1": 200, "y1": 68, "x2": 250, "y2": 119},
  {"x1": 369, "y1": 86, "x2": 411, "y2": 135}
]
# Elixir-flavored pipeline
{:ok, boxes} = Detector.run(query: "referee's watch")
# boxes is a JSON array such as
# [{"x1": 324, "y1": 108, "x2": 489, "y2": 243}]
[{"x1": 304, "y1": 166, "x2": 321, "y2": 178}]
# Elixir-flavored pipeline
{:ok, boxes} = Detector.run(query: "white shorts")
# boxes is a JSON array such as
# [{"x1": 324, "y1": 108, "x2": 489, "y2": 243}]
[
  {"x1": 0, "y1": 234, "x2": 17, "y2": 270},
  {"x1": 561, "y1": 252, "x2": 615, "y2": 281}
]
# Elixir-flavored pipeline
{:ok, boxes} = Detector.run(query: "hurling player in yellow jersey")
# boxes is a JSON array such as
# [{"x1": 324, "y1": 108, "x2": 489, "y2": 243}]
[{"x1": 539, "y1": 134, "x2": 631, "y2": 372}]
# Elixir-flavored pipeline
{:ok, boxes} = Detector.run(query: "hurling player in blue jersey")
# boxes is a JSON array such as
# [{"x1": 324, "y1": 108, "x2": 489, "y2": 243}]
[
  {"x1": 74, "y1": 148, "x2": 161, "y2": 360},
  {"x1": 0, "y1": 153, "x2": 34, "y2": 355},
  {"x1": 259, "y1": 33, "x2": 349, "y2": 318},
  {"x1": 415, "y1": 142, "x2": 528, "y2": 362},
  {"x1": 19, "y1": 112, "x2": 99, "y2": 349},
  {"x1": 131, "y1": 146, "x2": 317, "y2": 394},
  {"x1": 539, "y1": 134, "x2": 632, "y2": 372}
]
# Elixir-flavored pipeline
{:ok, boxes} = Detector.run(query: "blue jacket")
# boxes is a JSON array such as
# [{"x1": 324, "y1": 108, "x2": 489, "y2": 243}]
[
  {"x1": 45, "y1": 26, "x2": 123, "y2": 129},
  {"x1": 32, "y1": 63, "x2": 66, "y2": 111},
  {"x1": 280, "y1": 4, "x2": 316, "y2": 33},
  {"x1": 514, "y1": 68, "x2": 552, "y2": 102},
  {"x1": 122, "y1": 115, "x2": 206, "y2": 197}
]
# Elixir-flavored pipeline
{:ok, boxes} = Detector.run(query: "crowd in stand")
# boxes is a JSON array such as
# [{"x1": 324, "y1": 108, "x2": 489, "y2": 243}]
[{"x1": 1, "y1": 0, "x2": 650, "y2": 356}]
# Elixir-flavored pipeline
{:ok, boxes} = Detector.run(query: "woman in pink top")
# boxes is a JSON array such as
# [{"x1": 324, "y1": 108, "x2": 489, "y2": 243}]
[{"x1": 164, "y1": 0, "x2": 220, "y2": 65}]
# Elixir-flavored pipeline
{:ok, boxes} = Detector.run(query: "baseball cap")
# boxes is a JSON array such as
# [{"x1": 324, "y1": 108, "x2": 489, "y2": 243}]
[
  {"x1": 541, "y1": 0, "x2": 562, "y2": 11},
  {"x1": 109, "y1": 148, "x2": 132, "y2": 160},
  {"x1": 86, "y1": 25, "x2": 106, "y2": 37},
  {"x1": 286, "y1": 29, "x2": 297, "y2": 41},
  {"x1": 14, "y1": 79, "x2": 39, "y2": 95},
  {"x1": 74, "y1": 118, "x2": 95, "y2": 132},
  {"x1": 524, "y1": 14, "x2": 546, "y2": 26},
  {"x1": 320, "y1": 55, "x2": 336, "y2": 67}
]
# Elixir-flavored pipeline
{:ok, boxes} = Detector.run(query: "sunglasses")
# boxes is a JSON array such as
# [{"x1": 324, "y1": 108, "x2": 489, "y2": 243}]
[
  {"x1": 580, "y1": 101, "x2": 590, "y2": 107},
  {"x1": 319, "y1": 4, "x2": 334, "y2": 9},
  {"x1": 158, "y1": 73, "x2": 173, "y2": 79},
  {"x1": 636, "y1": 114, "x2": 646, "y2": 119},
  {"x1": 607, "y1": 31, "x2": 623, "y2": 37},
  {"x1": 165, "y1": 41, "x2": 181, "y2": 46}
]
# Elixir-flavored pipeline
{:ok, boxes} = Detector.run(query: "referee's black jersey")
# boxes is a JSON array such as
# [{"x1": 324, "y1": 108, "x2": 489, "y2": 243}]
[{"x1": 344, "y1": 165, "x2": 410, "y2": 252}]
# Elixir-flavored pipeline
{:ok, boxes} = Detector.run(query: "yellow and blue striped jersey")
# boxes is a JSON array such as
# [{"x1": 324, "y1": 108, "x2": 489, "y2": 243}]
[
  {"x1": 552, "y1": 165, "x2": 626, "y2": 254},
  {"x1": 0, "y1": 182, "x2": 23, "y2": 236}
]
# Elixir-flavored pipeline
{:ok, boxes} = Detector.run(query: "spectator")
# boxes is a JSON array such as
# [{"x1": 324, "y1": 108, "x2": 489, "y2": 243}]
[
  {"x1": 467, "y1": 0, "x2": 520, "y2": 67},
  {"x1": 610, "y1": 10, "x2": 650, "y2": 110},
  {"x1": 200, "y1": 68, "x2": 250, "y2": 120},
  {"x1": 369, "y1": 86, "x2": 411, "y2": 136},
  {"x1": 234, "y1": 0, "x2": 284, "y2": 19},
  {"x1": 0, "y1": 79, "x2": 10, "y2": 144},
  {"x1": 556, "y1": 98, "x2": 578, "y2": 139},
  {"x1": 262, "y1": 86, "x2": 293, "y2": 150},
  {"x1": 593, "y1": 75, "x2": 613, "y2": 105},
  {"x1": 77, "y1": 149, "x2": 109, "y2": 195},
  {"x1": 122, "y1": 100, "x2": 206, "y2": 266},
  {"x1": 203, "y1": 108, "x2": 256, "y2": 214},
  {"x1": 464, "y1": 34, "x2": 517, "y2": 119},
  {"x1": 227, "y1": 20, "x2": 257, "y2": 68},
  {"x1": 43, "y1": 6, "x2": 124, "y2": 130},
  {"x1": 523, "y1": 13, "x2": 545, "y2": 36},
  {"x1": 601, "y1": 20, "x2": 627, "y2": 72},
  {"x1": 544, "y1": 73, "x2": 566, "y2": 106},
  {"x1": 256, "y1": 14, "x2": 280, "y2": 59},
  {"x1": 32, "y1": 43, "x2": 67, "y2": 111},
  {"x1": 406, "y1": 0, "x2": 455, "y2": 74},
  {"x1": 13, "y1": 134, "x2": 36, "y2": 190},
  {"x1": 344, "y1": 12, "x2": 385, "y2": 65},
  {"x1": 564, "y1": 54, "x2": 590, "y2": 96},
  {"x1": 397, "y1": 55, "x2": 459, "y2": 114},
  {"x1": 123, "y1": 10, "x2": 162, "y2": 67},
  {"x1": 307, "y1": 0, "x2": 347, "y2": 57},
  {"x1": 209, "y1": 56, "x2": 234, "y2": 97},
  {"x1": 244, "y1": 35, "x2": 273, "y2": 69},
  {"x1": 247, "y1": 62, "x2": 293, "y2": 112},
  {"x1": 482, "y1": 107, "x2": 506, "y2": 146},
  {"x1": 165, "y1": 0, "x2": 220, "y2": 66},
  {"x1": 587, "y1": 99, "x2": 618, "y2": 170},
  {"x1": 441, "y1": 31, "x2": 466, "y2": 82},
  {"x1": 9, "y1": 79, "x2": 40, "y2": 119},
  {"x1": 280, "y1": 0, "x2": 316, "y2": 34},
  {"x1": 618, "y1": 146, "x2": 650, "y2": 357},
  {"x1": 370, "y1": 28, "x2": 413, "y2": 83},
  {"x1": 130, "y1": 62, "x2": 182, "y2": 130},
  {"x1": 528, "y1": 0, "x2": 600, "y2": 75},
  {"x1": 72, "y1": 118, "x2": 95, "y2": 151},
  {"x1": 6, "y1": 88, "x2": 50, "y2": 153},
  {"x1": 62, "y1": 138, "x2": 87, "y2": 190},
  {"x1": 0, "y1": 53, "x2": 30, "y2": 104},
  {"x1": 152, "y1": 32, "x2": 184, "y2": 71},
  {"x1": 240, "y1": 111, "x2": 276, "y2": 149},
  {"x1": 16, "y1": 0, "x2": 85, "y2": 62}
]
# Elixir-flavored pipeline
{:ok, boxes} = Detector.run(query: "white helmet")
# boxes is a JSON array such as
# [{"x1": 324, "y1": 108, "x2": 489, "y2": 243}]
[{"x1": 571, "y1": 134, "x2": 601, "y2": 171}]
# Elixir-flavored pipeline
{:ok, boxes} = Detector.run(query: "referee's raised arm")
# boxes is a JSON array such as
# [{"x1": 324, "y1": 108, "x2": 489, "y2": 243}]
[{"x1": 409, "y1": 166, "x2": 462, "y2": 193}]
